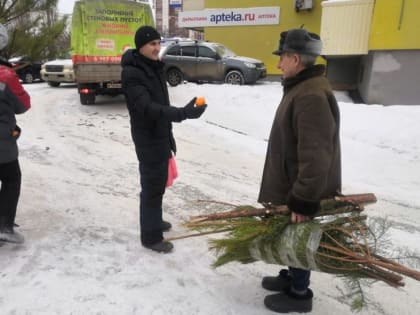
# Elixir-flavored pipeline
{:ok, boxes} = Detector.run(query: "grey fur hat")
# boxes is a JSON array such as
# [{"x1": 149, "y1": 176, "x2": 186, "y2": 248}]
[{"x1": 273, "y1": 28, "x2": 322, "y2": 56}]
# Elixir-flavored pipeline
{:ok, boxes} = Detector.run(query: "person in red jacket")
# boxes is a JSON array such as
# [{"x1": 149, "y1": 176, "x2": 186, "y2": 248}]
[{"x1": 0, "y1": 24, "x2": 31, "y2": 244}]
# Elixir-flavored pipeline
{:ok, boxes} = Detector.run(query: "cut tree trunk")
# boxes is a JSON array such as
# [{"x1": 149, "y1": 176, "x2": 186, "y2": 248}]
[{"x1": 190, "y1": 193, "x2": 377, "y2": 223}]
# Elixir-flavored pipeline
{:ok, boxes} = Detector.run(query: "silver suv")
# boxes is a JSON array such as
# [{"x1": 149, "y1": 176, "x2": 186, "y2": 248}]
[
  {"x1": 160, "y1": 41, "x2": 266, "y2": 86},
  {"x1": 40, "y1": 59, "x2": 75, "y2": 87}
]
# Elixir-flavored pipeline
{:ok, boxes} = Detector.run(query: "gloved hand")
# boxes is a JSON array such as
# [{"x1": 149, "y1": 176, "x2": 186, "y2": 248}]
[
  {"x1": 287, "y1": 192, "x2": 320, "y2": 217},
  {"x1": 183, "y1": 97, "x2": 207, "y2": 119}
]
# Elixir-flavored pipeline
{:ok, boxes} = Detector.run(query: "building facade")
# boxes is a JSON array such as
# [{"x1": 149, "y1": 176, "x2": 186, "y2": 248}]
[
  {"x1": 177, "y1": 0, "x2": 420, "y2": 105},
  {"x1": 180, "y1": 0, "x2": 323, "y2": 75},
  {"x1": 154, "y1": 0, "x2": 189, "y2": 37},
  {"x1": 321, "y1": 0, "x2": 420, "y2": 105}
]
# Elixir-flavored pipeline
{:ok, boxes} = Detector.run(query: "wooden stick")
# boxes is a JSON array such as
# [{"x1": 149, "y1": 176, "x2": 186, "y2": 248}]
[
  {"x1": 195, "y1": 200, "x2": 238, "y2": 207},
  {"x1": 367, "y1": 264, "x2": 404, "y2": 284},
  {"x1": 164, "y1": 228, "x2": 233, "y2": 241},
  {"x1": 185, "y1": 220, "x2": 255, "y2": 228},
  {"x1": 190, "y1": 193, "x2": 376, "y2": 223},
  {"x1": 333, "y1": 193, "x2": 377, "y2": 206},
  {"x1": 315, "y1": 257, "x2": 404, "y2": 287},
  {"x1": 360, "y1": 268, "x2": 404, "y2": 288},
  {"x1": 320, "y1": 243, "x2": 420, "y2": 281},
  {"x1": 189, "y1": 206, "x2": 282, "y2": 223},
  {"x1": 367, "y1": 258, "x2": 420, "y2": 281}
]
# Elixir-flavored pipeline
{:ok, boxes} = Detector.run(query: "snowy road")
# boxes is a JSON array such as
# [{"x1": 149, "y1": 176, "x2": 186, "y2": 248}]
[{"x1": 1, "y1": 81, "x2": 419, "y2": 314}]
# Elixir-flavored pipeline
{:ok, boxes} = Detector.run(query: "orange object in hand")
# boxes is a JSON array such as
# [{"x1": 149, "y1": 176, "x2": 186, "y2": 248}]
[{"x1": 195, "y1": 97, "x2": 206, "y2": 107}]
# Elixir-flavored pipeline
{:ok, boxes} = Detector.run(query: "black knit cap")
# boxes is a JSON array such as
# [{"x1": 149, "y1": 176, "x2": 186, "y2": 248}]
[
  {"x1": 135, "y1": 25, "x2": 161, "y2": 49},
  {"x1": 273, "y1": 28, "x2": 322, "y2": 56}
]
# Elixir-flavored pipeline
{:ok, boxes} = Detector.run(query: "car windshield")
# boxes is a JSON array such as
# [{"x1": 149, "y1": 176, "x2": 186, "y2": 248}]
[{"x1": 212, "y1": 44, "x2": 236, "y2": 57}]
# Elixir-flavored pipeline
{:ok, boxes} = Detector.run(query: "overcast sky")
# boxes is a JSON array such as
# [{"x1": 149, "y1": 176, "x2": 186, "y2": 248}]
[
  {"x1": 58, "y1": 0, "x2": 155, "y2": 14},
  {"x1": 58, "y1": 0, "x2": 75, "y2": 14}
]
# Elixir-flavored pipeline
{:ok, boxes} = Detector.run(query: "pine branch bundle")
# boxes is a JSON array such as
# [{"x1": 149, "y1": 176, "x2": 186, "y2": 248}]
[{"x1": 173, "y1": 193, "x2": 420, "y2": 310}]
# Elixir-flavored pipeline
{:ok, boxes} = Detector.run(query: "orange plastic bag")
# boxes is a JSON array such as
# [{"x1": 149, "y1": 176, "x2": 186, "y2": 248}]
[{"x1": 166, "y1": 155, "x2": 178, "y2": 187}]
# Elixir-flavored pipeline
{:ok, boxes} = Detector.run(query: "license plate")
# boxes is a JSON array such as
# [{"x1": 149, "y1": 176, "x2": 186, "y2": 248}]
[{"x1": 107, "y1": 83, "x2": 122, "y2": 88}]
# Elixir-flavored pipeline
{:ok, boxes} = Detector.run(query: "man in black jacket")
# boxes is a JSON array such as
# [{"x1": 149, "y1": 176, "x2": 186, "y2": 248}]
[{"x1": 121, "y1": 26, "x2": 206, "y2": 253}]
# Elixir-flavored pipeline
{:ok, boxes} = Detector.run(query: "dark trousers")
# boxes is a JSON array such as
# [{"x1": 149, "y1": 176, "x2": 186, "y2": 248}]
[
  {"x1": 0, "y1": 159, "x2": 21, "y2": 229},
  {"x1": 289, "y1": 267, "x2": 311, "y2": 291},
  {"x1": 139, "y1": 159, "x2": 168, "y2": 245}
]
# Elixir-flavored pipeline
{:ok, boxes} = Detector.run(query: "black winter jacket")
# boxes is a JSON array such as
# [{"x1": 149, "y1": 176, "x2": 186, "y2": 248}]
[{"x1": 121, "y1": 49, "x2": 185, "y2": 163}]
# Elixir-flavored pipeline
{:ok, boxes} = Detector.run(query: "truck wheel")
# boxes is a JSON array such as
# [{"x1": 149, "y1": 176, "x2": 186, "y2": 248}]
[
  {"x1": 166, "y1": 68, "x2": 183, "y2": 86},
  {"x1": 225, "y1": 70, "x2": 244, "y2": 85},
  {"x1": 48, "y1": 81, "x2": 60, "y2": 87},
  {"x1": 23, "y1": 72, "x2": 34, "y2": 84},
  {"x1": 80, "y1": 93, "x2": 96, "y2": 105}
]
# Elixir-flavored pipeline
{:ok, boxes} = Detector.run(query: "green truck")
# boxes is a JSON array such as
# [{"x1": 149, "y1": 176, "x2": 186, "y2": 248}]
[{"x1": 71, "y1": 0, "x2": 154, "y2": 105}]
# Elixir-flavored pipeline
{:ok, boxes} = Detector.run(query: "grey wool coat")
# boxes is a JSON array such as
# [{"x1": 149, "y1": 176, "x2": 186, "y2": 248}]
[{"x1": 258, "y1": 65, "x2": 341, "y2": 216}]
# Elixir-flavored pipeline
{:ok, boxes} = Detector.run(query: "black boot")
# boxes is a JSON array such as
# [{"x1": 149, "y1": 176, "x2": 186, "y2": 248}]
[
  {"x1": 143, "y1": 241, "x2": 174, "y2": 253},
  {"x1": 262, "y1": 269, "x2": 291, "y2": 291},
  {"x1": 264, "y1": 288, "x2": 313, "y2": 313},
  {"x1": 0, "y1": 226, "x2": 25, "y2": 244},
  {"x1": 161, "y1": 220, "x2": 172, "y2": 232}
]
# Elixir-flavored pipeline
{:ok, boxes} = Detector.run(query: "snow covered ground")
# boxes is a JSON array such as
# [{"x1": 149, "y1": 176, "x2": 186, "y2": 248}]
[{"x1": 1, "y1": 81, "x2": 419, "y2": 314}]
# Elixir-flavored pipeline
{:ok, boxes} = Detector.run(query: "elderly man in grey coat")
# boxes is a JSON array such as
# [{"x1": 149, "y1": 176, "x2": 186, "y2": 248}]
[{"x1": 258, "y1": 28, "x2": 342, "y2": 313}]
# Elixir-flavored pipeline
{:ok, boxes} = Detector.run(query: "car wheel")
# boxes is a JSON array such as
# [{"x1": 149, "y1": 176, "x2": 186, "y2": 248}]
[
  {"x1": 80, "y1": 93, "x2": 96, "y2": 105},
  {"x1": 48, "y1": 81, "x2": 60, "y2": 87},
  {"x1": 166, "y1": 68, "x2": 183, "y2": 86},
  {"x1": 225, "y1": 70, "x2": 244, "y2": 85},
  {"x1": 23, "y1": 72, "x2": 34, "y2": 84}
]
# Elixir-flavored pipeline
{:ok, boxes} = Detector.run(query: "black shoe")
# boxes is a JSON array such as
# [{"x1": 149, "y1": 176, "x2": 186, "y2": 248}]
[
  {"x1": 161, "y1": 220, "x2": 172, "y2": 232},
  {"x1": 264, "y1": 288, "x2": 313, "y2": 313},
  {"x1": 262, "y1": 269, "x2": 291, "y2": 291},
  {"x1": 0, "y1": 227, "x2": 25, "y2": 244},
  {"x1": 143, "y1": 241, "x2": 173, "y2": 253}
]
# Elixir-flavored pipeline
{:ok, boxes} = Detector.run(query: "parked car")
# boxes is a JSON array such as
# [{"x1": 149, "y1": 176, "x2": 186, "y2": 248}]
[
  {"x1": 40, "y1": 59, "x2": 75, "y2": 87},
  {"x1": 160, "y1": 40, "x2": 267, "y2": 86},
  {"x1": 8, "y1": 56, "x2": 42, "y2": 83},
  {"x1": 161, "y1": 37, "x2": 191, "y2": 46}
]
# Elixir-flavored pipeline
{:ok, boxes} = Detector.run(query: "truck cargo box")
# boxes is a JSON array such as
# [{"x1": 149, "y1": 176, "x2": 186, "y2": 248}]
[{"x1": 71, "y1": 0, "x2": 154, "y2": 104}]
